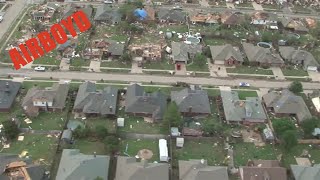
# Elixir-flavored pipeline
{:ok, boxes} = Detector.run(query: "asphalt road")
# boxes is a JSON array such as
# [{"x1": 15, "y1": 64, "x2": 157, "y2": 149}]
[{"x1": 3, "y1": 68, "x2": 320, "y2": 90}]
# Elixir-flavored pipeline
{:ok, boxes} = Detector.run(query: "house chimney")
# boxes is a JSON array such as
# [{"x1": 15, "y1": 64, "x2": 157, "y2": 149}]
[
  {"x1": 109, "y1": 106, "x2": 113, "y2": 112},
  {"x1": 94, "y1": 152, "x2": 96, "y2": 158}
]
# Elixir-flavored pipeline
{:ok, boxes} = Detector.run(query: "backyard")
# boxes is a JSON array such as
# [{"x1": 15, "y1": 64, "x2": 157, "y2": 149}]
[
  {"x1": 19, "y1": 111, "x2": 68, "y2": 130},
  {"x1": 84, "y1": 117, "x2": 117, "y2": 134},
  {"x1": 71, "y1": 139, "x2": 106, "y2": 155},
  {"x1": 226, "y1": 67, "x2": 274, "y2": 75},
  {"x1": 117, "y1": 115, "x2": 164, "y2": 134},
  {"x1": 119, "y1": 139, "x2": 159, "y2": 162}
]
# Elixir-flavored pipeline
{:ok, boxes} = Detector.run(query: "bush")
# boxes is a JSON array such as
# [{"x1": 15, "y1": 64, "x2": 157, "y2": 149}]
[
  {"x1": 2, "y1": 120, "x2": 19, "y2": 140},
  {"x1": 289, "y1": 81, "x2": 303, "y2": 94},
  {"x1": 272, "y1": 118, "x2": 296, "y2": 137},
  {"x1": 282, "y1": 130, "x2": 298, "y2": 151},
  {"x1": 73, "y1": 126, "x2": 91, "y2": 139},
  {"x1": 301, "y1": 118, "x2": 319, "y2": 137},
  {"x1": 95, "y1": 125, "x2": 108, "y2": 140},
  {"x1": 104, "y1": 136, "x2": 119, "y2": 153}
]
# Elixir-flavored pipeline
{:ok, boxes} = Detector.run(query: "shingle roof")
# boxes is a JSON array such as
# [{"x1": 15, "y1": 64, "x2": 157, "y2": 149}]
[
  {"x1": 242, "y1": 43, "x2": 284, "y2": 65},
  {"x1": 0, "y1": 81, "x2": 21, "y2": 110},
  {"x1": 115, "y1": 157, "x2": 169, "y2": 180},
  {"x1": 56, "y1": 149, "x2": 110, "y2": 180},
  {"x1": 291, "y1": 165, "x2": 320, "y2": 180},
  {"x1": 157, "y1": 9, "x2": 186, "y2": 22},
  {"x1": 171, "y1": 42, "x2": 202, "y2": 63},
  {"x1": 280, "y1": 18, "x2": 309, "y2": 32},
  {"x1": 63, "y1": 4, "x2": 93, "y2": 19},
  {"x1": 210, "y1": 44, "x2": 244, "y2": 62},
  {"x1": 125, "y1": 84, "x2": 167, "y2": 120},
  {"x1": 220, "y1": 10, "x2": 245, "y2": 25},
  {"x1": 171, "y1": 88, "x2": 211, "y2": 114},
  {"x1": 240, "y1": 166, "x2": 287, "y2": 180},
  {"x1": 73, "y1": 82, "x2": 118, "y2": 115},
  {"x1": 108, "y1": 43, "x2": 125, "y2": 55},
  {"x1": 94, "y1": 5, "x2": 121, "y2": 23},
  {"x1": 262, "y1": 90, "x2": 312, "y2": 122},
  {"x1": 179, "y1": 159, "x2": 228, "y2": 180}
]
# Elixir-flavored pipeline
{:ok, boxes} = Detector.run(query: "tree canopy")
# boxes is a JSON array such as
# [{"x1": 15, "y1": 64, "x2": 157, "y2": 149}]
[
  {"x1": 289, "y1": 81, "x2": 303, "y2": 94},
  {"x1": 272, "y1": 118, "x2": 296, "y2": 137},
  {"x1": 104, "y1": 136, "x2": 119, "y2": 153},
  {"x1": 95, "y1": 125, "x2": 108, "y2": 140},
  {"x1": 193, "y1": 53, "x2": 206, "y2": 68},
  {"x1": 282, "y1": 130, "x2": 298, "y2": 151},
  {"x1": 301, "y1": 118, "x2": 319, "y2": 137},
  {"x1": 73, "y1": 126, "x2": 91, "y2": 139},
  {"x1": 2, "y1": 120, "x2": 19, "y2": 140},
  {"x1": 163, "y1": 102, "x2": 182, "y2": 131}
]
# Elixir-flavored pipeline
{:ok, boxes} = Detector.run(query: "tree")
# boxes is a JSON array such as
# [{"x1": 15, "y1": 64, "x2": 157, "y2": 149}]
[
  {"x1": 73, "y1": 126, "x2": 90, "y2": 139},
  {"x1": 163, "y1": 102, "x2": 182, "y2": 131},
  {"x1": 282, "y1": 130, "x2": 298, "y2": 151},
  {"x1": 289, "y1": 81, "x2": 303, "y2": 94},
  {"x1": 301, "y1": 118, "x2": 319, "y2": 137},
  {"x1": 104, "y1": 136, "x2": 119, "y2": 153},
  {"x1": 193, "y1": 53, "x2": 206, "y2": 68},
  {"x1": 95, "y1": 125, "x2": 108, "y2": 140},
  {"x1": 2, "y1": 120, "x2": 19, "y2": 140},
  {"x1": 272, "y1": 118, "x2": 296, "y2": 137},
  {"x1": 202, "y1": 121, "x2": 223, "y2": 136},
  {"x1": 203, "y1": 46, "x2": 212, "y2": 58},
  {"x1": 120, "y1": 53, "x2": 131, "y2": 63}
]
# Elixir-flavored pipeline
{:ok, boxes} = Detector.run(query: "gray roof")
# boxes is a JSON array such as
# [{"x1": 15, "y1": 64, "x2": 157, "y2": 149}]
[
  {"x1": 279, "y1": 46, "x2": 319, "y2": 70},
  {"x1": 63, "y1": 4, "x2": 93, "y2": 19},
  {"x1": 171, "y1": 42, "x2": 202, "y2": 63},
  {"x1": 280, "y1": 18, "x2": 309, "y2": 32},
  {"x1": 73, "y1": 82, "x2": 118, "y2": 115},
  {"x1": 46, "y1": 2, "x2": 59, "y2": 10},
  {"x1": 56, "y1": 149, "x2": 110, "y2": 180},
  {"x1": 157, "y1": 9, "x2": 186, "y2": 22},
  {"x1": 210, "y1": 44, "x2": 244, "y2": 62},
  {"x1": 125, "y1": 84, "x2": 167, "y2": 120},
  {"x1": 179, "y1": 159, "x2": 228, "y2": 180},
  {"x1": 171, "y1": 88, "x2": 211, "y2": 114},
  {"x1": 115, "y1": 157, "x2": 169, "y2": 180},
  {"x1": 262, "y1": 89, "x2": 312, "y2": 122},
  {"x1": 242, "y1": 43, "x2": 284, "y2": 65},
  {"x1": 108, "y1": 43, "x2": 125, "y2": 56},
  {"x1": 94, "y1": 5, "x2": 121, "y2": 23},
  {"x1": 0, "y1": 81, "x2": 21, "y2": 110},
  {"x1": 221, "y1": 90, "x2": 267, "y2": 122},
  {"x1": 61, "y1": 129, "x2": 72, "y2": 140},
  {"x1": 290, "y1": 165, "x2": 320, "y2": 180}
]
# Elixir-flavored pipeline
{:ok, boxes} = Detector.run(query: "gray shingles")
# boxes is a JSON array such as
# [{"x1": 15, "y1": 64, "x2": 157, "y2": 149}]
[
  {"x1": 171, "y1": 42, "x2": 202, "y2": 63},
  {"x1": 108, "y1": 43, "x2": 125, "y2": 56},
  {"x1": 157, "y1": 9, "x2": 186, "y2": 23},
  {"x1": 210, "y1": 44, "x2": 244, "y2": 63},
  {"x1": 291, "y1": 165, "x2": 320, "y2": 180},
  {"x1": 94, "y1": 5, "x2": 121, "y2": 23},
  {"x1": 0, "y1": 81, "x2": 21, "y2": 111},
  {"x1": 242, "y1": 43, "x2": 284, "y2": 65}
]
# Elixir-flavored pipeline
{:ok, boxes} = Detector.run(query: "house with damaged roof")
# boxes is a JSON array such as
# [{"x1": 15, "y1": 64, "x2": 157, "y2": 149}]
[
  {"x1": 125, "y1": 84, "x2": 167, "y2": 122},
  {"x1": 242, "y1": 42, "x2": 284, "y2": 67},
  {"x1": 0, "y1": 81, "x2": 21, "y2": 112},
  {"x1": 190, "y1": 12, "x2": 220, "y2": 24},
  {"x1": 171, "y1": 86, "x2": 211, "y2": 117},
  {"x1": 209, "y1": 44, "x2": 244, "y2": 66},
  {"x1": 171, "y1": 42, "x2": 203, "y2": 64},
  {"x1": 279, "y1": 46, "x2": 319, "y2": 71},
  {"x1": 280, "y1": 17, "x2": 309, "y2": 34},
  {"x1": 157, "y1": 9, "x2": 186, "y2": 24},
  {"x1": 94, "y1": 5, "x2": 121, "y2": 24},
  {"x1": 56, "y1": 149, "x2": 110, "y2": 180},
  {"x1": 115, "y1": 157, "x2": 169, "y2": 180},
  {"x1": 220, "y1": 89, "x2": 267, "y2": 125},
  {"x1": 179, "y1": 159, "x2": 229, "y2": 180},
  {"x1": 220, "y1": 10, "x2": 245, "y2": 27},
  {"x1": 262, "y1": 89, "x2": 312, "y2": 123},
  {"x1": 73, "y1": 82, "x2": 118, "y2": 117},
  {"x1": 62, "y1": 4, "x2": 93, "y2": 20},
  {"x1": 22, "y1": 83, "x2": 69, "y2": 117},
  {"x1": 239, "y1": 160, "x2": 287, "y2": 180}
]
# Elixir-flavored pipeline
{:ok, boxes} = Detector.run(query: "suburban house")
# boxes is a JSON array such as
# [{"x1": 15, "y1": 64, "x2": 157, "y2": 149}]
[
  {"x1": 157, "y1": 9, "x2": 186, "y2": 24},
  {"x1": 129, "y1": 43, "x2": 164, "y2": 61},
  {"x1": 251, "y1": 11, "x2": 279, "y2": 30},
  {"x1": 57, "y1": 39, "x2": 77, "y2": 58},
  {"x1": 220, "y1": 89, "x2": 267, "y2": 124},
  {"x1": 279, "y1": 46, "x2": 319, "y2": 71},
  {"x1": 0, "y1": 154, "x2": 49, "y2": 180},
  {"x1": 242, "y1": 42, "x2": 284, "y2": 67},
  {"x1": 83, "y1": 39, "x2": 109, "y2": 60},
  {"x1": 220, "y1": 10, "x2": 245, "y2": 27},
  {"x1": 56, "y1": 149, "x2": 110, "y2": 180},
  {"x1": 290, "y1": 164, "x2": 320, "y2": 180},
  {"x1": 239, "y1": 160, "x2": 287, "y2": 180},
  {"x1": 94, "y1": 5, "x2": 121, "y2": 24},
  {"x1": 22, "y1": 83, "x2": 69, "y2": 117},
  {"x1": 107, "y1": 42, "x2": 125, "y2": 59},
  {"x1": 32, "y1": 2, "x2": 59, "y2": 21},
  {"x1": 190, "y1": 12, "x2": 220, "y2": 24},
  {"x1": 262, "y1": 89, "x2": 312, "y2": 123},
  {"x1": 179, "y1": 159, "x2": 229, "y2": 180},
  {"x1": 73, "y1": 82, "x2": 118, "y2": 117},
  {"x1": 125, "y1": 84, "x2": 167, "y2": 122},
  {"x1": 0, "y1": 81, "x2": 21, "y2": 112},
  {"x1": 115, "y1": 157, "x2": 169, "y2": 180},
  {"x1": 209, "y1": 44, "x2": 244, "y2": 65},
  {"x1": 280, "y1": 17, "x2": 309, "y2": 33},
  {"x1": 171, "y1": 86, "x2": 211, "y2": 116},
  {"x1": 62, "y1": 4, "x2": 93, "y2": 20},
  {"x1": 171, "y1": 42, "x2": 202, "y2": 64}
]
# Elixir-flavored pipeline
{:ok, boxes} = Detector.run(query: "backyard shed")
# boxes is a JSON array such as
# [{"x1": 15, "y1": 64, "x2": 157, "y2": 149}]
[
  {"x1": 171, "y1": 127, "x2": 180, "y2": 136},
  {"x1": 176, "y1": 137, "x2": 184, "y2": 148},
  {"x1": 61, "y1": 129, "x2": 72, "y2": 144},
  {"x1": 263, "y1": 128, "x2": 274, "y2": 142},
  {"x1": 159, "y1": 139, "x2": 169, "y2": 162},
  {"x1": 117, "y1": 118, "x2": 125, "y2": 127}
]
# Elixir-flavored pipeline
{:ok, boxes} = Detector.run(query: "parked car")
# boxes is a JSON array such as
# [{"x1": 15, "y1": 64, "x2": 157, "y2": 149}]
[
  {"x1": 34, "y1": 66, "x2": 46, "y2": 72},
  {"x1": 104, "y1": 0, "x2": 113, "y2": 4},
  {"x1": 239, "y1": 82, "x2": 250, "y2": 87}
]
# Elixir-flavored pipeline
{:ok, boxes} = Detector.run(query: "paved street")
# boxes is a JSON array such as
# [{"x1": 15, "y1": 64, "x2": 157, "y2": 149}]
[{"x1": 2, "y1": 68, "x2": 320, "y2": 90}]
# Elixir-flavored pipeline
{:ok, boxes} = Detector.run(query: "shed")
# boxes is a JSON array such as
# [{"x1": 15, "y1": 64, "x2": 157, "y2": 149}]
[
  {"x1": 159, "y1": 139, "x2": 169, "y2": 162},
  {"x1": 67, "y1": 120, "x2": 85, "y2": 131},
  {"x1": 176, "y1": 137, "x2": 184, "y2": 148},
  {"x1": 263, "y1": 128, "x2": 274, "y2": 142},
  {"x1": 117, "y1": 118, "x2": 124, "y2": 127},
  {"x1": 61, "y1": 129, "x2": 72, "y2": 144},
  {"x1": 312, "y1": 128, "x2": 320, "y2": 137},
  {"x1": 171, "y1": 127, "x2": 180, "y2": 136}
]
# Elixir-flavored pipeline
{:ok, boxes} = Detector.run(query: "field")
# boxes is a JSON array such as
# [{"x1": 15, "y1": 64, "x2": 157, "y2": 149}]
[{"x1": 71, "y1": 139, "x2": 106, "y2": 155}]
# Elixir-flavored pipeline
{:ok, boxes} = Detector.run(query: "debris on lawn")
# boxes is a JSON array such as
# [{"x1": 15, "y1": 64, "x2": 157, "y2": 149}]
[
  {"x1": 18, "y1": 136, "x2": 24, "y2": 141},
  {"x1": 19, "y1": 150, "x2": 28, "y2": 158},
  {"x1": 24, "y1": 118, "x2": 32, "y2": 124},
  {"x1": 3, "y1": 144, "x2": 10, "y2": 149}
]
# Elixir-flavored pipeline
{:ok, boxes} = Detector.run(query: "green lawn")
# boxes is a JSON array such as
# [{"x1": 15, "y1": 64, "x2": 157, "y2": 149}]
[
  {"x1": 119, "y1": 139, "x2": 159, "y2": 162},
  {"x1": 1, "y1": 134, "x2": 58, "y2": 164},
  {"x1": 33, "y1": 51, "x2": 60, "y2": 65},
  {"x1": 233, "y1": 143, "x2": 277, "y2": 166},
  {"x1": 70, "y1": 58, "x2": 90, "y2": 67},
  {"x1": 281, "y1": 68, "x2": 308, "y2": 76},
  {"x1": 85, "y1": 117, "x2": 117, "y2": 134},
  {"x1": 203, "y1": 38, "x2": 226, "y2": 46},
  {"x1": 143, "y1": 59, "x2": 175, "y2": 70},
  {"x1": 286, "y1": 77, "x2": 311, "y2": 82},
  {"x1": 109, "y1": 35, "x2": 128, "y2": 42},
  {"x1": 159, "y1": 25, "x2": 189, "y2": 33},
  {"x1": 262, "y1": 4, "x2": 280, "y2": 9},
  {"x1": 117, "y1": 116, "x2": 164, "y2": 134},
  {"x1": 174, "y1": 138, "x2": 226, "y2": 166},
  {"x1": 292, "y1": 5, "x2": 310, "y2": 13},
  {"x1": 71, "y1": 139, "x2": 106, "y2": 155},
  {"x1": 206, "y1": 89, "x2": 221, "y2": 97},
  {"x1": 100, "y1": 69, "x2": 131, "y2": 73},
  {"x1": 234, "y1": 90, "x2": 258, "y2": 100},
  {"x1": 22, "y1": 81, "x2": 55, "y2": 90},
  {"x1": 227, "y1": 67, "x2": 273, "y2": 75},
  {"x1": 311, "y1": 48, "x2": 320, "y2": 64},
  {"x1": 20, "y1": 111, "x2": 67, "y2": 130},
  {"x1": 100, "y1": 60, "x2": 131, "y2": 68},
  {"x1": 235, "y1": 3, "x2": 253, "y2": 8},
  {"x1": 186, "y1": 63, "x2": 209, "y2": 72},
  {"x1": 0, "y1": 104, "x2": 24, "y2": 123}
]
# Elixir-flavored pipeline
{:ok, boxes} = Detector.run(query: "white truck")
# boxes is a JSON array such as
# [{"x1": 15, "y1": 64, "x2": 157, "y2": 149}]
[{"x1": 0, "y1": 12, "x2": 5, "y2": 23}]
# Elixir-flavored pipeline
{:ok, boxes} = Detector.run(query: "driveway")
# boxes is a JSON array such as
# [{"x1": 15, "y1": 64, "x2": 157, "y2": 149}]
[
  {"x1": 208, "y1": 59, "x2": 228, "y2": 77},
  {"x1": 131, "y1": 57, "x2": 143, "y2": 74},
  {"x1": 308, "y1": 71, "x2": 320, "y2": 82},
  {"x1": 175, "y1": 63, "x2": 187, "y2": 75},
  {"x1": 89, "y1": 61, "x2": 101, "y2": 72},
  {"x1": 60, "y1": 59, "x2": 70, "y2": 71},
  {"x1": 270, "y1": 67, "x2": 285, "y2": 80},
  {"x1": 251, "y1": 2, "x2": 264, "y2": 11}
]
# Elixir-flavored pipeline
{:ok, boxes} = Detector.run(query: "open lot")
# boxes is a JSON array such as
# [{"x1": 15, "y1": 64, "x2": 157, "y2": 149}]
[
  {"x1": 117, "y1": 115, "x2": 164, "y2": 134},
  {"x1": 227, "y1": 67, "x2": 273, "y2": 75},
  {"x1": 119, "y1": 139, "x2": 159, "y2": 162},
  {"x1": 143, "y1": 59, "x2": 175, "y2": 70}
]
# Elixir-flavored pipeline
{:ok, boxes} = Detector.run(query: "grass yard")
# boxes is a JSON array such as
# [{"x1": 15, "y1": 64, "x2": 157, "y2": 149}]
[
  {"x1": 233, "y1": 143, "x2": 277, "y2": 166},
  {"x1": 0, "y1": 104, "x2": 24, "y2": 123},
  {"x1": 109, "y1": 34, "x2": 128, "y2": 42},
  {"x1": 174, "y1": 138, "x2": 226, "y2": 166},
  {"x1": 281, "y1": 68, "x2": 308, "y2": 76},
  {"x1": 20, "y1": 111, "x2": 67, "y2": 130},
  {"x1": 186, "y1": 62, "x2": 209, "y2": 72},
  {"x1": 262, "y1": 4, "x2": 280, "y2": 9},
  {"x1": 143, "y1": 59, "x2": 175, "y2": 70},
  {"x1": 100, "y1": 60, "x2": 131, "y2": 68},
  {"x1": 85, "y1": 117, "x2": 117, "y2": 134},
  {"x1": 234, "y1": 90, "x2": 258, "y2": 100},
  {"x1": 71, "y1": 139, "x2": 106, "y2": 155},
  {"x1": 1, "y1": 134, "x2": 58, "y2": 164},
  {"x1": 22, "y1": 81, "x2": 54, "y2": 90},
  {"x1": 204, "y1": 38, "x2": 227, "y2": 46},
  {"x1": 143, "y1": 86, "x2": 183, "y2": 95},
  {"x1": 206, "y1": 89, "x2": 221, "y2": 97},
  {"x1": 292, "y1": 5, "x2": 310, "y2": 12},
  {"x1": 286, "y1": 77, "x2": 311, "y2": 82},
  {"x1": 70, "y1": 57, "x2": 90, "y2": 67},
  {"x1": 311, "y1": 48, "x2": 320, "y2": 64},
  {"x1": 159, "y1": 25, "x2": 189, "y2": 33},
  {"x1": 119, "y1": 139, "x2": 159, "y2": 162},
  {"x1": 235, "y1": 3, "x2": 253, "y2": 8},
  {"x1": 117, "y1": 116, "x2": 164, "y2": 134},
  {"x1": 33, "y1": 51, "x2": 60, "y2": 65},
  {"x1": 226, "y1": 67, "x2": 273, "y2": 75}
]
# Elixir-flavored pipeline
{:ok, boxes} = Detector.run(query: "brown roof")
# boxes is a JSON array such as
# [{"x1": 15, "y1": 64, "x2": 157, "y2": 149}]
[
  {"x1": 240, "y1": 166, "x2": 287, "y2": 180},
  {"x1": 220, "y1": 11, "x2": 244, "y2": 25},
  {"x1": 190, "y1": 13, "x2": 220, "y2": 23},
  {"x1": 247, "y1": 160, "x2": 281, "y2": 167},
  {"x1": 305, "y1": 18, "x2": 317, "y2": 28},
  {"x1": 251, "y1": 11, "x2": 269, "y2": 20},
  {"x1": 145, "y1": 6, "x2": 155, "y2": 21},
  {"x1": 183, "y1": 127, "x2": 203, "y2": 136}
]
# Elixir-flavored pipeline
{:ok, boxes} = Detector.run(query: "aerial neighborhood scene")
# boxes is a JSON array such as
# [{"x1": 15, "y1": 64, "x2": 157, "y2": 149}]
[{"x1": 1, "y1": 0, "x2": 320, "y2": 179}]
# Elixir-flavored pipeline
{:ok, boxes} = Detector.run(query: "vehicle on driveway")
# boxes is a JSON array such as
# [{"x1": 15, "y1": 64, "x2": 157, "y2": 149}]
[
  {"x1": 34, "y1": 66, "x2": 46, "y2": 72},
  {"x1": 104, "y1": 0, "x2": 113, "y2": 4},
  {"x1": 239, "y1": 82, "x2": 250, "y2": 87}
]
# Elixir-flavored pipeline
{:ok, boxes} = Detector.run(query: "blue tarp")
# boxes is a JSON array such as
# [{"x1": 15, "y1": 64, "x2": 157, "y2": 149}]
[{"x1": 134, "y1": 8, "x2": 147, "y2": 20}]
